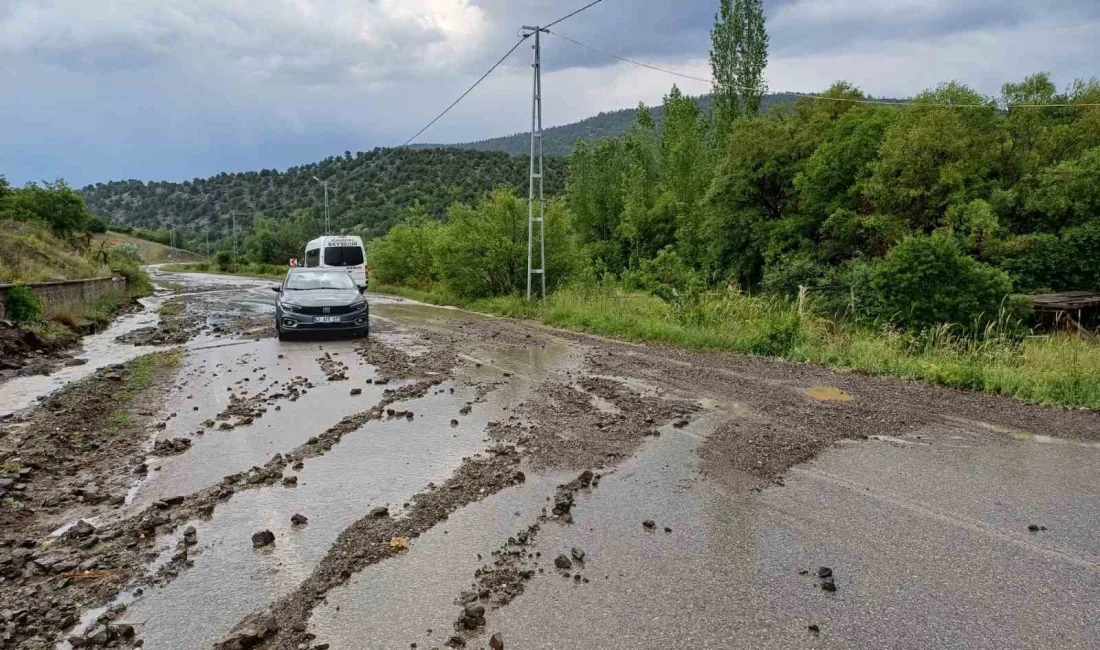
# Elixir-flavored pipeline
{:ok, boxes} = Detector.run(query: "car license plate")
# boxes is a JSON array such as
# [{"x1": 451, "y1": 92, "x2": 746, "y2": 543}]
[{"x1": 314, "y1": 316, "x2": 341, "y2": 323}]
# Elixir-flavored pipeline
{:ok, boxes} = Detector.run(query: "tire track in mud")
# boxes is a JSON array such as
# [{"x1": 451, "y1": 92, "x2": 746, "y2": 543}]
[
  {"x1": 215, "y1": 337, "x2": 698, "y2": 650},
  {"x1": 19, "y1": 325, "x2": 455, "y2": 650}
]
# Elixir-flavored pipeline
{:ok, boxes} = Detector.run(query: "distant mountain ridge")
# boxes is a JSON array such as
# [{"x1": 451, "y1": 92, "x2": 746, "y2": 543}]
[{"x1": 416, "y1": 93, "x2": 803, "y2": 156}]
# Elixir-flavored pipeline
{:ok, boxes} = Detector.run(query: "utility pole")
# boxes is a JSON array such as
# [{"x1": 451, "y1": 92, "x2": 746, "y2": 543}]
[
  {"x1": 312, "y1": 176, "x2": 335, "y2": 235},
  {"x1": 206, "y1": 229, "x2": 211, "y2": 259},
  {"x1": 523, "y1": 25, "x2": 548, "y2": 301}
]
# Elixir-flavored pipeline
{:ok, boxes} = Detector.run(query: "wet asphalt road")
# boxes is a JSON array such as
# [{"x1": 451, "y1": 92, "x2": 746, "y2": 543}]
[{"x1": 9, "y1": 268, "x2": 1098, "y2": 650}]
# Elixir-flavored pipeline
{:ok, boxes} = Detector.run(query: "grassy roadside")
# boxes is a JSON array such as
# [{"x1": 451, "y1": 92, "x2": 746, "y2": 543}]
[
  {"x1": 159, "y1": 262, "x2": 286, "y2": 281},
  {"x1": 373, "y1": 282, "x2": 1100, "y2": 409}
]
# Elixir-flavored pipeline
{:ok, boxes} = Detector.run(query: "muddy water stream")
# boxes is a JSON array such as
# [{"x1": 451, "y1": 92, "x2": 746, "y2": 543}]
[
  {"x1": 0, "y1": 293, "x2": 165, "y2": 418},
  {"x1": 117, "y1": 385, "x2": 496, "y2": 649}
]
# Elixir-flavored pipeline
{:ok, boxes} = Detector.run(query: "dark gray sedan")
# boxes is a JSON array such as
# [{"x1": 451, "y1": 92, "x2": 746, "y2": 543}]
[{"x1": 273, "y1": 268, "x2": 369, "y2": 340}]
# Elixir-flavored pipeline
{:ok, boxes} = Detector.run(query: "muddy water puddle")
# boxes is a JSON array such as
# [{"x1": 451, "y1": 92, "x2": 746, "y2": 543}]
[
  {"x1": 114, "y1": 387, "x2": 497, "y2": 650},
  {"x1": 130, "y1": 337, "x2": 385, "y2": 506},
  {"x1": 309, "y1": 469, "x2": 572, "y2": 649}
]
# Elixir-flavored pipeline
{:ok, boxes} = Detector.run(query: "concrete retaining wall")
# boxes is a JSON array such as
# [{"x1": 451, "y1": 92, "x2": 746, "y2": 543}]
[{"x1": 0, "y1": 276, "x2": 130, "y2": 321}]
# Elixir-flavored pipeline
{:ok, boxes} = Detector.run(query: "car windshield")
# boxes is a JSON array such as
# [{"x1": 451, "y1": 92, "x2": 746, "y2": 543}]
[
  {"x1": 284, "y1": 271, "x2": 356, "y2": 291},
  {"x1": 323, "y1": 245, "x2": 364, "y2": 267}
]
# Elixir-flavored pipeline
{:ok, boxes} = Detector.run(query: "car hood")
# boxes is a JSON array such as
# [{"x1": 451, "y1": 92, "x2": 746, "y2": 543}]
[{"x1": 281, "y1": 289, "x2": 362, "y2": 306}]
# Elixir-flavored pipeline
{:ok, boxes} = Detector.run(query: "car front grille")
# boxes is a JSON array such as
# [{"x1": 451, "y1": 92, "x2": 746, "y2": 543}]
[{"x1": 298, "y1": 305, "x2": 356, "y2": 316}]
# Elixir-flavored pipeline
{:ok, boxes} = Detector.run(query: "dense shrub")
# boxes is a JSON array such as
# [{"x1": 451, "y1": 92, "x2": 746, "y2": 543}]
[
  {"x1": 215, "y1": 251, "x2": 233, "y2": 272},
  {"x1": 869, "y1": 234, "x2": 1012, "y2": 330},
  {"x1": 622, "y1": 247, "x2": 702, "y2": 301},
  {"x1": 761, "y1": 251, "x2": 827, "y2": 296},
  {"x1": 432, "y1": 190, "x2": 579, "y2": 298},
  {"x1": 5, "y1": 283, "x2": 43, "y2": 323},
  {"x1": 368, "y1": 218, "x2": 442, "y2": 287},
  {"x1": 0, "y1": 180, "x2": 90, "y2": 236},
  {"x1": 986, "y1": 221, "x2": 1100, "y2": 293}
]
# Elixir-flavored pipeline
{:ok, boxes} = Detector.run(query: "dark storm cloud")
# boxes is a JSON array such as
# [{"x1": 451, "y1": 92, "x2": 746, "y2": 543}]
[{"x1": 1, "y1": 0, "x2": 1098, "y2": 185}]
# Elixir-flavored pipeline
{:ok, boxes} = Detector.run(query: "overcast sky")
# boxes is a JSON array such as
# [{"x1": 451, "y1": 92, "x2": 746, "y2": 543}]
[{"x1": 2, "y1": 0, "x2": 1098, "y2": 187}]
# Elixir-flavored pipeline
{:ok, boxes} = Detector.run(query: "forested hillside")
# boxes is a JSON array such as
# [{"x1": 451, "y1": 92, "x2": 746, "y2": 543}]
[
  {"x1": 416, "y1": 93, "x2": 803, "y2": 156},
  {"x1": 80, "y1": 149, "x2": 565, "y2": 251}
]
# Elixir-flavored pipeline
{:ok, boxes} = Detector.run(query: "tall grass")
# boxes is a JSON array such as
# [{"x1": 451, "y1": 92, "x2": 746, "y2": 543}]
[
  {"x1": 0, "y1": 219, "x2": 103, "y2": 283},
  {"x1": 376, "y1": 281, "x2": 1100, "y2": 409}
]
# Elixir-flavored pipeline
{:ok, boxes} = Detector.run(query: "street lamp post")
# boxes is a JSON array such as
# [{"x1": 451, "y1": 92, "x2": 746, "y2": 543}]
[{"x1": 312, "y1": 176, "x2": 334, "y2": 235}]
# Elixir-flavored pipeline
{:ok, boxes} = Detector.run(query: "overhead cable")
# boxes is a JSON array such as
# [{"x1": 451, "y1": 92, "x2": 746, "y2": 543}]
[{"x1": 231, "y1": 35, "x2": 531, "y2": 217}]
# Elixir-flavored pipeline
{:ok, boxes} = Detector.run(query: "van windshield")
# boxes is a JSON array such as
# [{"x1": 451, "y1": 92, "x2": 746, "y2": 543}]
[{"x1": 323, "y1": 246, "x2": 364, "y2": 267}]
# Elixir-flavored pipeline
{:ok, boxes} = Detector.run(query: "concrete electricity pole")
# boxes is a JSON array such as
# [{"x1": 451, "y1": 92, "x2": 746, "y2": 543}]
[{"x1": 523, "y1": 25, "x2": 548, "y2": 301}]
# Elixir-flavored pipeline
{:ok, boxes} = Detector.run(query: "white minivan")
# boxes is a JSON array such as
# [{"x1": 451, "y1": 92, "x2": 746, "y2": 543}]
[{"x1": 303, "y1": 236, "x2": 368, "y2": 288}]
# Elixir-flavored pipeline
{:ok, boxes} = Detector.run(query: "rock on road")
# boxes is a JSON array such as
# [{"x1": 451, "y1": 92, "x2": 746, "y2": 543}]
[{"x1": 1, "y1": 267, "x2": 1097, "y2": 650}]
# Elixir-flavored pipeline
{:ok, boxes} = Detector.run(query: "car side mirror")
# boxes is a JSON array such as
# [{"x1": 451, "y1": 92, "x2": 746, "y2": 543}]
[
  {"x1": 272, "y1": 287, "x2": 281, "y2": 293},
  {"x1": 358, "y1": 286, "x2": 366, "y2": 294}
]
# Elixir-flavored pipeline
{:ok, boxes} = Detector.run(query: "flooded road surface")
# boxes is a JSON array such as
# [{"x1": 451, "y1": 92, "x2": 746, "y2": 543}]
[{"x1": 2, "y1": 269, "x2": 1097, "y2": 650}]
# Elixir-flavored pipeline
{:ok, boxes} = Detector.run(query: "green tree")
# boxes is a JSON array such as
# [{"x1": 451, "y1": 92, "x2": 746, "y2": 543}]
[
  {"x1": 869, "y1": 234, "x2": 1012, "y2": 330},
  {"x1": 867, "y1": 83, "x2": 998, "y2": 232},
  {"x1": 795, "y1": 101, "x2": 897, "y2": 222},
  {"x1": 567, "y1": 138, "x2": 626, "y2": 271},
  {"x1": 736, "y1": 0, "x2": 769, "y2": 116},
  {"x1": 703, "y1": 115, "x2": 799, "y2": 285},
  {"x1": 434, "y1": 190, "x2": 577, "y2": 298},
  {"x1": 1025, "y1": 146, "x2": 1100, "y2": 231},
  {"x1": 658, "y1": 86, "x2": 710, "y2": 262},
  {"x1": 998, "y1": 73, "x2": 1060, "y2": 184},
  {"x1": 710, "y1": 0, "x2": 743, "y2": 143},
  {"x1": 368, "y1": 209, "x2": 443, "y2": 286},
  {"x1": 2, "y1": 180, "x2": 91, "y2": 236},
  {"x1": 618, "y1": 106, "x2": 665, "y2": 265}
]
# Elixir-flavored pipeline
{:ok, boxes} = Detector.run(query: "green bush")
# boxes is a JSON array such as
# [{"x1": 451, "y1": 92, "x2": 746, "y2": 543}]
[
  {"x1": 109, "y1": 243, "x2": 142, "y2": 264},
  {"x1": 433, "y1": 190, "x2": 578, "y2": 298},
  {"x1": 0, "y1": 180, "x2": 90, "y2": 236},
  {"x1": 112, "y1": 261, "x2": 152, "y2": 296},
  {"x1": 5, "y1": 282, "x2": 43, "y2": 323},
  {"x1": 622, "y1": 247, "x2": 702, "y2": 302},
  {"x1": 986, "y1": 221, "x2": 1100, "y2": 293},
  {"x1": 215, "y1": 251, "x2": 233, "y2": 272},
  {"x1": 368, "y1": 218, "x2": 442, "y2": 286},
  {"x1": 761, "y1": 251, "x2": 827, "y2": 296},
  {"x1": 869, "y1": 234, "x2": 1012, "y2": 330}
]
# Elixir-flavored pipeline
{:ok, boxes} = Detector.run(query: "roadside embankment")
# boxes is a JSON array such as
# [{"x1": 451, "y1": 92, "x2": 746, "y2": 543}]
[{"x1": 0, "y1": 276, "x2": 144, "y2": 381}]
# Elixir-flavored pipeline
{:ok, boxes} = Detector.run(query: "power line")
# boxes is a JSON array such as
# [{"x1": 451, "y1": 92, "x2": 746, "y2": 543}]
[
  {"x1": 332, "y1": 35, "x2": 532, "y2": 187},
  {"x1": 546, "y1": 29, "x2": 1100, "y2": 110},
  {"x1": 545, "y1": 0, "x2": 607, "y2": 30},
  {"x1": 226, "y1": 35, "x2": 532, "y2": 221},
  {"x1": 547, "y1": 30, "x2": 710, "y2": 85}
]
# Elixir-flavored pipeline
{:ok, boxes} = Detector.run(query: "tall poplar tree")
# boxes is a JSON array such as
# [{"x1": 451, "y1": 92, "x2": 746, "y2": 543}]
[{"x1": 737, "y1": 0, "x2": 769, "y2": 116}]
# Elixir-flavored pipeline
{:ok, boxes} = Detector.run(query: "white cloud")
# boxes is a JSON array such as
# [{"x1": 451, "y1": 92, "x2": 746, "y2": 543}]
[{"x1": 0, "y1": 0, "x2": 488, "y2": 83}]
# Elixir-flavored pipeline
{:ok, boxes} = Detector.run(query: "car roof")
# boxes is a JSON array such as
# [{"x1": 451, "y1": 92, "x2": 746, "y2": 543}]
[{"x1": 286, "y1": 267, "x2": 348, "y2": 274}]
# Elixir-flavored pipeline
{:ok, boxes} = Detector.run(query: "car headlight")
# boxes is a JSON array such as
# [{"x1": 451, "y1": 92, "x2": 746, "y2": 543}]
[
  {"x1": 349, "y1": 298, "x2": 367, "y2": 312},
  {"x1": 280, "y1": 301, "x2": 302, "y2": 313}
]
